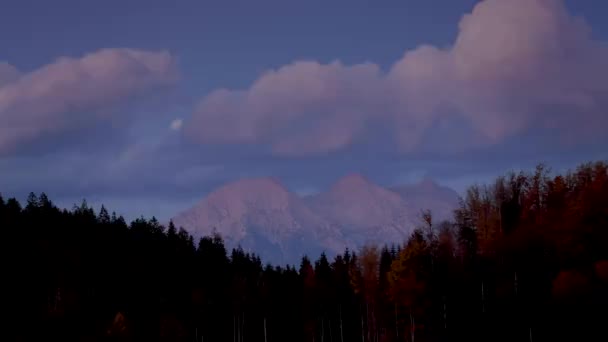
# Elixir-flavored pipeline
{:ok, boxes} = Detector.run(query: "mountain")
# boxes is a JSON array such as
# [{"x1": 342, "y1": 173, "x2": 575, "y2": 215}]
[
  {"x1": 305, "y1": 173, "x2": 416, "y2": 246},
  {"x1": 171, "y1": 178, "x2": 349, "y2": 265},
  {"x1": 171, "y1": 175, "x2": 461, "y2": 265},
  {"x1": 390, "y1": 177, "x2": 461, "y2": 223}
]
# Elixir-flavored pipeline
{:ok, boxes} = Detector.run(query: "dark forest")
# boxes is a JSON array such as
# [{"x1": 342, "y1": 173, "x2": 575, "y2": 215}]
[{"x1": 3, "y1": 161, "x2": 608, "y2": 341}]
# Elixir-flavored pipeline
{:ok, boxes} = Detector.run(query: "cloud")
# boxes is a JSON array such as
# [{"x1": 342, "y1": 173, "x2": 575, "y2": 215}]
[
  {"x1": 185, "y1": 0, "x2": 608, "y2": 156},
  {"x1": 0, "y1": 48, "x2": 179, "y2": 155},
  {"x1": 0, "y1": 62, "x2": 19, "y2": 87},
  {"x1": 185, "y1": 61, "x2": 385, "y2": 156},
  {"x1": 390, "y1": 0, "x2": 608, "y2": 145}
]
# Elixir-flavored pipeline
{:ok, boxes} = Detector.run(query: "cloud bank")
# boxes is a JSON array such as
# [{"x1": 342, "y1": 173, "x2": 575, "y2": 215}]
[
  {"x1": 185, "y1": 0, "x2": 608, "y2": 156},
  {"x1": 0, "y1": 48, "x2": 179, "y2": 154}
]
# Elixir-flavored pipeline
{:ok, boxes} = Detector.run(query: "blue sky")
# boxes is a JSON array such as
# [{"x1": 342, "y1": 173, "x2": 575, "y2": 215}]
[{"x1": 1, "y1": 0, "x2": 607, "y2": 221}]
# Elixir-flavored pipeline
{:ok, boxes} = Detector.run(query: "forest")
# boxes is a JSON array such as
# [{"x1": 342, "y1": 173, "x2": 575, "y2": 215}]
[{"x1": 2, "y1": 161, "x2": 607, "y2": 341}]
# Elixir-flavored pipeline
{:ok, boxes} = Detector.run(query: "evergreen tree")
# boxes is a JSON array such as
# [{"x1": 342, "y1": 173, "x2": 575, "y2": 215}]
[
  {"x1": 98, "y1": 205, "x2": 110, "y2": 224},
  {"x1": 25, "y1": 192, "x2": 39, "y2": 211}
]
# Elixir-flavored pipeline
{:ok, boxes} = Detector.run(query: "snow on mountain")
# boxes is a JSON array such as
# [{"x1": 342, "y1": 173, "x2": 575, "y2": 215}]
[
  {"x1": 390, "y1": 177, "x2": 461, "y2": 223},
  {"x1": 306, "y1": 173, "x2": 416, "y2": 246},
  {"x1": 171, "y1": 174, "x2": 460, "y2": 265},
  {"x1": 171, "y1": 177, "x2": 349, "y2": 265}
]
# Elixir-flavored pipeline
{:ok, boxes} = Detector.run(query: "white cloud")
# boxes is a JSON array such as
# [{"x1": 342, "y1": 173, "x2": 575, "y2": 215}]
[
  {"x1": 0, "y1": 48, "x2": 179, "y2": 155},
  {"x1": 185, "y1": 0, "x2": 608, "y2": 156}
]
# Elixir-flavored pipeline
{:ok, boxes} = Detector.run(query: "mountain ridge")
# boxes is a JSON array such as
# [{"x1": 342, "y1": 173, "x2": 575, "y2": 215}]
[
  {"x1": 171, "y1": 174, "x2": 460, "y2": 265},
  {"x1": 306, "y1": 174, "x2": 415, "y2": 246}
]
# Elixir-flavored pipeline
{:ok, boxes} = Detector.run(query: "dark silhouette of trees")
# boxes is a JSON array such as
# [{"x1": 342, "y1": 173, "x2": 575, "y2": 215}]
[{"x1": 1, "y1": 160, "x2": 607, "y2": 341}]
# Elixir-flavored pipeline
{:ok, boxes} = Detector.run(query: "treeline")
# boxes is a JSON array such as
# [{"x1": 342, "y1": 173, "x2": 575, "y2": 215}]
[{"x1": 1, "y1": 161, "x2": 608, "y2": 341}]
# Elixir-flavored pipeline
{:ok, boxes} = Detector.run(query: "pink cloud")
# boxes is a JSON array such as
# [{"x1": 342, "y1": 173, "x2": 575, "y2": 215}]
[
  {"x1": 0, "y1": 49, "x2": 179, "y2": 154},
  {"x1": 186, "y1": 0, "x2": 608, "y2": 156},
  {"x1": 0, "y1": 62, "x2": 19, "y2": 88},
  {"x1": 185, "y1": 60, "x2": 386, "y2": 155}
]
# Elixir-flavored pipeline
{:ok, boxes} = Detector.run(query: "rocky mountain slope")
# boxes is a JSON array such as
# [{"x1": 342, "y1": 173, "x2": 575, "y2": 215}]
[
  {"x1": 171, "y1": 175, "x2": 460, "y2": 265},
  {"x1": 170, "y1": 178, "x2": 350, "y2": 264},
  {"x1": 305, "y1": 173, "x2": 416, "y2": 246},
  {"x1": 390, "y1": 177, "x2": 461, "y2": 223}
]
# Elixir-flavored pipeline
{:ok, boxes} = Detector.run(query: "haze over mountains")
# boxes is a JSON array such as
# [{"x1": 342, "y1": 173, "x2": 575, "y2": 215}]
[{"x1": 171, "y1": 174, "x2": 460, "y2": 265}]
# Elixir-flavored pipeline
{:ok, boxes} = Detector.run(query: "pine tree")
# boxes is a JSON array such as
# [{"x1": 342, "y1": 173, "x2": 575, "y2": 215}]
[
  {"x1": 39, "y1": 192, "x2": 52, "y2": 210},
  {"x1": 25, "y1": 192, "x2": 39, "y2": 211},
  {"x1": 98, "y1": 205, "x2": 110, "y2": 224}
]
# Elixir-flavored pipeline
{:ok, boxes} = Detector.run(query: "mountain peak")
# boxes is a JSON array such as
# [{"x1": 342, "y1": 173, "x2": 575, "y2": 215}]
[
  {"x1": 172, "y1": 173, "x2": 461, "y2": 264},
  {"x1": 308, "y1": 172, "x2": 414, "y2": 245},
  {"x1": 331, "y1": 173, "x2": 372, "y2": 191},
  {"x1": 171, "y1": 176, "x2": 346, "y2": 264},
  {"x1": 200, "y1": 177, "x2": 293, "y2": 211},
  {"x1": 390, "y1": 177, "x2": 460, "y2": 223},
  {"x1": 417, "y1": 176, "x2": 440, "y2": 189}
]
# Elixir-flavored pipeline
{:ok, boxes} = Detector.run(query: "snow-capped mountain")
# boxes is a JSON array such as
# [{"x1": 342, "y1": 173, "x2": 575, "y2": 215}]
[
  {"x1": 171, "y1": 175, "x2": 460, "y2": 265},
  {"x1": 171, "y1": 177, "x2": 350, "y2": 265},
  {"x1": 390, "y1": 177, "x2": 461, "y2": 223},
  {"x1": 305, "y1": 173, "x2": 416, "y2": 246}
]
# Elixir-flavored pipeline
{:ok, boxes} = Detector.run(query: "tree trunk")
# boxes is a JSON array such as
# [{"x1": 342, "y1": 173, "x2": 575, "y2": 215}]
[
  {"x1": 409, "y1": 309, "x2": 415, "y2": 342},
  {"x1": 264, "y1": 317, "x2": 267, "y2": 342},
  {"x1": 373, "y1": 307, "x2": 378, "y2": 342},
  {"x1": 481, "y1": 281, "x2": 485, "y2": 314},
  {"x1": 321, "y1": 316, "x2": 325, "y2": 342},
  {"x1": 360, "y1": 304, "x2": 365, "y2": 342},
  {"x1": 366, "y1": 302, "x2": 370, "y2": 342},
  {"x1": 514, "y1": 271, "x2": 518, "y2": 297},
  {"x1": 394, "y1": 303, "x2": 399, "y2": 340},
  {"x1": 443, "y1": 299, "x2": 447, "y2": 330},
  {"x1": 339, "y1": 305, "x2": 344, "y2": 342},
  {"x1": 329, "y1": 317, "x2": 333, "y2": 342}
]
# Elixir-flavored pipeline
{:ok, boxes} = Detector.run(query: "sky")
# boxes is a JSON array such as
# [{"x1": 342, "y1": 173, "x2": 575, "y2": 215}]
[{"x1": 1, "y1": 0, "x2": 607, "y2": 221}]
